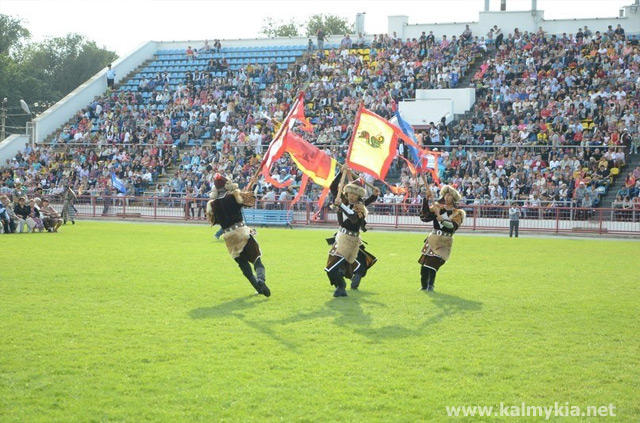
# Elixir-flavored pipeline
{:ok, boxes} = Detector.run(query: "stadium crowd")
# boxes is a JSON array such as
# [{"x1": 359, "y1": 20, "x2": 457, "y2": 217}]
[{"x1": 1, "y1": 23, "x2": 639, "y2": 220}]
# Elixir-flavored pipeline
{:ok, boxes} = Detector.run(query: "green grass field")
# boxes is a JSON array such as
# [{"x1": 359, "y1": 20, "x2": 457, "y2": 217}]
[{"x1": 1, "y1": 222, "x2": 639, "y2": 422}]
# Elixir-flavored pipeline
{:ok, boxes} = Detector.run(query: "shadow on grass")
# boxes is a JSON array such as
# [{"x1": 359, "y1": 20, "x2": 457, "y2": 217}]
[
  {"x1": 264, "y1": 289, "x2": 482, "y2": 342},
  {"x1": 354, "y1": 291, "x2": 483, "y2": 341},
  {"x1": 189, "y1": 295, "x2": 262, "y2": 319},
  {"x1": 189, "y1": 295, "x2": 298, "y2": 351},
  {"x1": 189, "y1": 290, "x2": 482, "y2": 346},
  {"x1": 268, "y1": 290, "x2": 384, "y2": 329}
]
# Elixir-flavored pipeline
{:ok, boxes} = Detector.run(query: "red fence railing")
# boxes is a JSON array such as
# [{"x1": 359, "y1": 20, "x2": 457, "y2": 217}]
[{"x1": 53, "y1": 195, "x2": 640, "y2": 235}]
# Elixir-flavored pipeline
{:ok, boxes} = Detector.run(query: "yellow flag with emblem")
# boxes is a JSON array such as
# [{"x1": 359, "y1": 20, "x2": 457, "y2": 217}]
[{"x1": 346, "y1": 105, "x2": 399, "y2": 180}]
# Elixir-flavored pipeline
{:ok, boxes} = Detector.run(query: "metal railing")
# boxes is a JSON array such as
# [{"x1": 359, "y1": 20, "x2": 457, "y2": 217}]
[{"x1": 48, "y1": 195, "x2": 640, "y2": 235}]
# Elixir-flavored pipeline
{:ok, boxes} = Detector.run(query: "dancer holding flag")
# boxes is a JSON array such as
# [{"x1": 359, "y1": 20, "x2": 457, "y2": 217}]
[
  {"x1": 418, "y1": 184, "x2": 465, "y2": 292},
  {"x1": 323, "y1": 105, "x2": 403, "y2": 298},
  {"x1": 206, "y1": 173, "x2": 271, "y2": 297},
  {"x1": 324, "y1": 165, "x2": 374, "y2": 297},
  {"x1": 325, "y1": 168, "x2": 380, "y2": 291}
]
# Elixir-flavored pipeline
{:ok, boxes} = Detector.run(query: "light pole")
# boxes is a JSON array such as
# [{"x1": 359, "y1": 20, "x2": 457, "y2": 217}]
[
  {"x1": 20, "y1": 99, "x2": 33, "y2": 147},
  {"x1": 1, "y1": 98, "x2": 7, "y2": 141}
]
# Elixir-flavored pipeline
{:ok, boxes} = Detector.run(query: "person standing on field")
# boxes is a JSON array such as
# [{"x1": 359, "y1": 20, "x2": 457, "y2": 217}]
[
  {"x1": 62, "y1": 185, "x2": 77, "y2": 225},
  {"x1": 509, "y1": 203, "x2": 521, "y2": 238}
]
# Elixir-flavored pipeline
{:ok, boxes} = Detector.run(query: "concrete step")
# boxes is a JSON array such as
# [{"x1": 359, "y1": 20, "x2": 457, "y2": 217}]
[{"x1": 600, "y1": 153, "x2": 640, "y2": 208}]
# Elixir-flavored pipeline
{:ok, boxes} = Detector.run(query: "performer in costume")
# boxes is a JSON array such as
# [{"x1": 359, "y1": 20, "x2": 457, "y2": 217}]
[
  {"x1": 206, "y1": 174, "x2": 271, "y2": 297},
  {"x1": 325, "y1": 174, "x2": 380, "y2": 290},
  {"x1": 418, "y1": 185, "x2": 465, "y2": 292},
  {"x1": 325, "y1": 166, "x2": 376, "y2": 297},
  {"x1": 62, "y1": 185, "x2": 77, "y2": 225}
]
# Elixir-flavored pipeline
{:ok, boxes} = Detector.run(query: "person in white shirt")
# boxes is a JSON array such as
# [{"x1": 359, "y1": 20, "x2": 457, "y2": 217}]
[
  {"x1": 277, "y1": 189, "x2": 290, "y2": 208},
  {"x1": 249, "y1": 128, "x2": 262, "y2": 155},
  {"x1": 106, "y1": 64, "x2": 116, "y2": 88}
]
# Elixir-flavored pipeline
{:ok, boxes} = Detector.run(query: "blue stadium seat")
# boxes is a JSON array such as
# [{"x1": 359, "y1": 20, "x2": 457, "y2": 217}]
[{"x1": 242, "y1": 209, "x2": 292, "y2": 227}]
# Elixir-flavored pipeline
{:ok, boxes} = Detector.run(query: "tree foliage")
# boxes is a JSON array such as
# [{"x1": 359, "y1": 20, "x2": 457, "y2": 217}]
[
  {"x1": 0, "y1": 14, "x2": 30, "y2": 57},
  {"x1": 260, "y1": 18, "x2": 301, "y2": 38},
  {"x1": 305, "y1": 14, "x2": 353, "y2": 37},
  {"x1": 0, "y1": 14, "x2": 117, "y2": 136},
  {"x1": 260, "y1": 14, "x2": 353, "y2": 39}
]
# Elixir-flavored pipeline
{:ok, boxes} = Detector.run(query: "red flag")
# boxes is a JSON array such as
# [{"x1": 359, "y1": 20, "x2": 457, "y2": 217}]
[
  {"x1": 291, "y1": 97, "x2": 314, "y2": 133},
  {"x1": 259, "y1": 92, "x2": 309, "y2": 188},
  {"x1": 282, "y1": 129, "x2": 337, "y2": 208},
  {"x1": 283, "y1": 130, "x2": 336, "y2": 188}
]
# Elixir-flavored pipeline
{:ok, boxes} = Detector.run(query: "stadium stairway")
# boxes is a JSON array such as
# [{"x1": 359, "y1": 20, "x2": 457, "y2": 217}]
[
  {"x1": 41, "y1": 59, "x2": 156, "y2": 145},
  {"x1": 456, "y1": 49, "x2": 489, "y2": 89},
  {"x1": 600, "y1": 152, "x2": 640, "y2": 208}
]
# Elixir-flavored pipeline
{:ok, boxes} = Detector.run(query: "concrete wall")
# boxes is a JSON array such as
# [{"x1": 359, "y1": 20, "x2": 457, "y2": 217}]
[
  {"x1": 32, "y1": 41, "x2": 158, "y2": 143},
  {"x1": 156, "y1": 33, "x2": 370, "y2": 51},
  {"x1": 0, "y1": 134, "x2": 29, "y2": 165},
  {"x1": 398, "y1": 99, "x2": 454, "y2": 127},
  {"x1": 416, "y1": 88, "x2": 476, "y2": 115},
  {"x1": 391, "y1": 5, "x2": 639, "y2": 39}
]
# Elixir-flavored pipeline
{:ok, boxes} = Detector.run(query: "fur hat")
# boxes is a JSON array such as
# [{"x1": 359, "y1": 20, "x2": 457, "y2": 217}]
[
  {"x1": 439, "y1": 185, "x2": 461, "y2": 203},
  {"x1": 343, "y1": 180, "x2": 366, "y2": 198},
  {"x1": 213, "y1": 173, "x2": 227, "y2": 189},
  {"x1": 213, "y1": 173, "x2": 238, "y2": 192}
]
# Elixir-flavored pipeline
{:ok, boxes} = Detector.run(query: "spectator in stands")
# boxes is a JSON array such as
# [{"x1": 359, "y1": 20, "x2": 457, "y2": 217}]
[
  {"x1": 106, "y1": 64, "x2": 115, "y2": 89},
  {"x1": 2, "y1": 23, "x2": 637, "y2": 221},
  {"x1": 262, "y1": 188, "x2": 276, "y2": 210},
  {"x1": 493, "y1": 25, "x2": 503, "y2": 48},
  {"x1": 317, "y1": 29, "x2": 326, "y2": 50},
  {"x1": 461, "y1": 25, "x2": 472, "y2": 44},
  {"x1": 340, "y1": 34, "x2": 353, "y2": 50}
]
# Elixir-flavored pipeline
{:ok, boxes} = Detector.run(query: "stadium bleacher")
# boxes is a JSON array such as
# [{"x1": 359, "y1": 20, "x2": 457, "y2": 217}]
[{"x1": 1, "y1": 27, "x2": 639, "y2": 219}]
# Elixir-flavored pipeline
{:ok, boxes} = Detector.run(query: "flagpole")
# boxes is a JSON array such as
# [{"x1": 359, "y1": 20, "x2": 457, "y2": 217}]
[
  {"x1": 334, "y1": 164, "x2": 349, "y2": 205},
  {"x1": 248, "y1": 90, "x2": 307, "y2": 191},
  {"x1": 247, "y1": 116, "x2": 282, "y2": 190},
  {"x1": 346, "y1": 168, "x2": 378, "y2": 191}
]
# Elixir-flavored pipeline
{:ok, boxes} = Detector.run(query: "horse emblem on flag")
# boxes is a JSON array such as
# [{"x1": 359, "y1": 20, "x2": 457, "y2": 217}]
[{"x1": 357, "y1": 130, "x2": 385, "y2": 148}]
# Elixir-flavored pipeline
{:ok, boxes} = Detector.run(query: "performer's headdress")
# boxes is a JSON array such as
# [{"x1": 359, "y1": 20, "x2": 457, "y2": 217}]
[
  {"x1": 213, "y1": 173, "x2": 228, "y2": 189},
  {"x1": 439, "y1": 185, "x2": 461, "y2": 203},
  {"x1": 343, "y1": 179, "x2": 366, "y2": 199},
  {"x1": 213, "y1": 173, "x2": 238, "y2": 194}
]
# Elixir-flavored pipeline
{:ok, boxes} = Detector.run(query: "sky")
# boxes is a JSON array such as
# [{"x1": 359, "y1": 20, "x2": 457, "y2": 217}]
[{"x1": 1, "y1": 0, "x2": 633, "y2": 55}]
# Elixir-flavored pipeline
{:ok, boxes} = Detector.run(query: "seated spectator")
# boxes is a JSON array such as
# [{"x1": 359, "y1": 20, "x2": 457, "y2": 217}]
[
  {"x1": 29, "y1": 198, "x2": 45, "y2": 232},
  {"x1": 340, "y1": 34, "x2": 353, "y2": 50},
  {"x1": 0, "y1": 196, "x2": 14, "y2": 233},
  {"x1": 40, "y1": 198, "x2": 62, "y2": 232},
  {"x1": 14, "y1": 196, "x2": 30, "y2": 233}
]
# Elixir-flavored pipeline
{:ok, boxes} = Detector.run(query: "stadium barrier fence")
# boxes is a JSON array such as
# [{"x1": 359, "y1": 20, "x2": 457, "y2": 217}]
[{"x1": 52, "y1": 195, "x2": 640, "y2": 236}]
